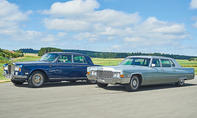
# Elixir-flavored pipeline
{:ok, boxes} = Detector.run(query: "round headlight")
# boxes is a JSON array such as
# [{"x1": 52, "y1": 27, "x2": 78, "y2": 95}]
[
  {"x1": 3, "y1": 65, "x2": 8, "y2": 70},
  {"x1": 113, "y1": 73, "x2": 120, "y2": 78},
  {"x1": 15, "y1": 65, "x2": 22, "y2": 72},
  {"x1": 15, "y1": 66, "x2": 20, "y2": 71}
]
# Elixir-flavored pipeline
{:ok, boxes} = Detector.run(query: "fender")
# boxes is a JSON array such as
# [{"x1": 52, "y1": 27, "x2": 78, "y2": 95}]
[{"x1": 128, "y1": 72, "x2": 144, "y2": 85}]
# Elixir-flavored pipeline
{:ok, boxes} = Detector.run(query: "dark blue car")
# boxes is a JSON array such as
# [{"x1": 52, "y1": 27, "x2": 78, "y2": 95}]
[{"x1": 3, "y1": 52, "x2": 95, "y2": 87}]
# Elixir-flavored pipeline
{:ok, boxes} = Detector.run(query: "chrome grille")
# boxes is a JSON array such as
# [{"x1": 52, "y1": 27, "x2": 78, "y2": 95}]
[
  {"x1": 96, "y1": 70, "x2": 113, "y2": 78},
  {"x1": 8, "y1": 65, "x2": 15, "y2": 75}
]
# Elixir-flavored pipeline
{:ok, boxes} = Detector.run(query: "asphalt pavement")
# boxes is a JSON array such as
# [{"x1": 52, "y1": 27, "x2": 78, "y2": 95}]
[{"x1": 0, "y1": 77, "x2": 197, "y2": 118}]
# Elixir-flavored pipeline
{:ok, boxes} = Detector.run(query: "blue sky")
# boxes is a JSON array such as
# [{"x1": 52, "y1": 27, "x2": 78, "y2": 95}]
[{"x1": 1, "y1": 0, "x2": 197, "y2": 56}]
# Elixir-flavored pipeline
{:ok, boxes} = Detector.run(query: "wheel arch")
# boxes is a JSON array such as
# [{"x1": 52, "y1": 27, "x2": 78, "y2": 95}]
[
  {"x1": 28, "y1": 69, "x2": 49, "y2": 81},
  {"x1": 130, "y1": 73, "x2": 143, "y2": 85}
]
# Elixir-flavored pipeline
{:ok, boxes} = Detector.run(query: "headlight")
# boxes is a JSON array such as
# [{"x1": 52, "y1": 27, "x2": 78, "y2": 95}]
[
  {"x1": 113, "y1": 72, "x2": 120, "y2": 78},
  {"x1": 91, "y1": 71, "x2": 97, "y2": 76},
  {"x1": 15, "y1": 65, "x2": 22, "y2": 72},
  {"x1": 3, "y1": 65, "x2": 8, "y2": 70}
]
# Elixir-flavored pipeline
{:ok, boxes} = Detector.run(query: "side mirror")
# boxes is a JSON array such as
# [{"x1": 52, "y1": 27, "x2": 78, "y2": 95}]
[{"x1": 151, "y1": 64, "x2": 156, "y2": 67}]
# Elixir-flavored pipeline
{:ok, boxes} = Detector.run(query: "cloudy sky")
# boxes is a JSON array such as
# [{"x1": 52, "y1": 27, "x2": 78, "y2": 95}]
[{"x1": 0, "y1": 0, "x2": 197, "y2": 55}]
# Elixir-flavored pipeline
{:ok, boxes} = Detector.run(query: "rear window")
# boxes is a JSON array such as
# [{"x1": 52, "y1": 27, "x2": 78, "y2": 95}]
[
  {"x1": 161, "y1": 59, "x2": 171, "y2": 67},
  {"x1": 73, "y1": 55, "x2": 87, "y2": 64}
]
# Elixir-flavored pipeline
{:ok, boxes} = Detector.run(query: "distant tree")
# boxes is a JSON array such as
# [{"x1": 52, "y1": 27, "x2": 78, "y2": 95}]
[{"x1": 38, "y1": 47, "x2": 63, "y2": 56}]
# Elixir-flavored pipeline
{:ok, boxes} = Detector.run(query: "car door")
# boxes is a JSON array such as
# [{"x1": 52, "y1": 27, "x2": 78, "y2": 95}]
[
  {"x1": 160, "y1": 59, "x2": 177, "y2": 83},
  {"x1": 49, "y1": 54, "x2": 73, "y2": 79},
  {"x1": 146, "y1": 58, "x2": 164, "y2": 84},
  {"x1": 71, "y1": 55, "x2": 89, "y2": 78}
]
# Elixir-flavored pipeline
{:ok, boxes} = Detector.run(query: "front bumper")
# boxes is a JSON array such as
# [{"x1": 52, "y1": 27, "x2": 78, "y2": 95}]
[
  {"x1": 3, "y1": 72, "x2": 27, "y2": 81},
  {"x1": 87, "y1": 75, "x2": 130, "y2": 84}
]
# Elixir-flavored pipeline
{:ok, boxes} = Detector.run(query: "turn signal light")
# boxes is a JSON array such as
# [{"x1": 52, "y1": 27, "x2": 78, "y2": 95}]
[
  {"x1": 87, "y1": 72, "x2": 90, "y2": 75},
  {"x1": 19, "y1": 68, "x2": 21, "y2": 72},
  {"x1": 120, "y1": 74, "x2": 124, "y2": 78}
]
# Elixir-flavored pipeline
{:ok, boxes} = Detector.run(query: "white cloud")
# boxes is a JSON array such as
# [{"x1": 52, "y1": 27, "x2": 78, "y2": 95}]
[
  {"x1": 43, "y1": 0, "x2": 140, "y2": 31},
  {"x1": 190, "y1": 0, "x2": 197, "y2": 9},
  {"x1": 44, "y1": 0, "x2": 99, "y2": 16},
  {"x1": 44, "y1": 19, "x2": 91, "y2": 31},
  {"x1": 41, "y1": 0, "x2": 189, "y2": 50},
  {"x1": 0, "y1": 0, "x2": 41, "y2": 41}
]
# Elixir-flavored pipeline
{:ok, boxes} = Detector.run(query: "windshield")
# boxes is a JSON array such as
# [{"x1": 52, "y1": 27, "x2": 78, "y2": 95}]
[
  {"x1": 40, "y1": 53, "x2": 59, "y2": 62},
  {"x1": 120, "y1": 58, "x2": 151, "y2": 66}
]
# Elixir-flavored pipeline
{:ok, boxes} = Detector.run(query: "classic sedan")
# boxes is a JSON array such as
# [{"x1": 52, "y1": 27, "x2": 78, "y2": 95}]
[
  {"x1": 87, "y1": 56, "x2": 195, "y2": 91},
  {"x1": 3, "y1": 52, "x2": 96, "y2": 87}
]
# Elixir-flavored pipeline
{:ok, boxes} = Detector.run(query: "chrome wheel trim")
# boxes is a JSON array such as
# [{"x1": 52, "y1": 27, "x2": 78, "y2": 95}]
[
  {"x1": 179, "y1": 79, "x2": 185, "y2": 86},
  {"x1": 32, "y1": 74, "x2": 44, "y2": 86},
  {"x1": 131, "y1": 76, "x2": 139, "y2": 89}
]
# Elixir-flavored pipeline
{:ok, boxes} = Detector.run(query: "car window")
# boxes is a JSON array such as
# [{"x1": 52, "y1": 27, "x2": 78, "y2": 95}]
[
  {"x1": 73, "y1": 55, "x2": 87, "y2": 64},
  {"x1": 58, "y1": 55, "x2": 72, "y2": 63},
  {"x1": 152, "y1": 58, "x2": 161, "y2": 67},
  {"x1": 40, "y1": 53, "x2": 58, "y2": 62},
  {"x1": 161, "y1": 59, "x2": 171, "y2": 67},
  {"x1": 120, "y1": 58, "x2": 150, "y2": 66}
]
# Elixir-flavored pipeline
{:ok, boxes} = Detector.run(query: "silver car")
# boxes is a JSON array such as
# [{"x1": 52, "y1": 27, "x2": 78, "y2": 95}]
[{"x1": 87, "y1": 56, "x2": 195, "y2": 91}]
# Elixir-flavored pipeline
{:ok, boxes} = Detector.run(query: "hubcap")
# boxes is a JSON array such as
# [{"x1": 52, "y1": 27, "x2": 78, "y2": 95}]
[
  {"x1": 131, "y1": 77, "x2": 139, "y2": 89},
  {"x1": 32, "y1": 74, "x2": 43, "y2": 86},
  {"x1": 133, "y1": 80, "x2": 137, "y2": 86},
  {"x1": 180, "y1": 79, "x2": 185, "y2": 85}
]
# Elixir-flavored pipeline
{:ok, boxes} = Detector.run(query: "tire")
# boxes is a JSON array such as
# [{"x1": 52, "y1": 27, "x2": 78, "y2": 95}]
[
  {"x1": 11, "y1": 79, "x2": 24, "y2": 86},
  {"x1": 97, "y1": 82, "x2": 108, "y2": 88},
  {"x1": 87, "y1": 80, "x2": 96, "y2": 84},
  {"x1": 126, "y1": 75, "x2": 140, "y2": 92},
  {"x1": 69, "y1": 80, "x2": 76, "y2": 83},
  {"x1": 28, "y1": 71, "x2": 45, "y2": 88},
  {"x1": 176, "y1": 79, "x2": 185, "y2": 87}
]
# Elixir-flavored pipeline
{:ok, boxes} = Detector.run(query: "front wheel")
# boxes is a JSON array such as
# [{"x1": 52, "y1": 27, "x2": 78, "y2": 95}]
[
  {"x1": 97, "y1": 82, "x2": 108, "y2": 88},
  {"x1": 28, "y1": 71, "x2": 45, "y2": 88},
  {"x1": 125, "y1": 75, "x2": 140, "y2": 92}
]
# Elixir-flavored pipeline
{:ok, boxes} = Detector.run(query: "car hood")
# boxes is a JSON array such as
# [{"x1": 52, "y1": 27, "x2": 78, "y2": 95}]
[
  {"x1": 88, "y1": 65, "x2": 149, "y2": 72},
  {"x1": 14, "y1": 61, "x2": 51, "y2": 65}
]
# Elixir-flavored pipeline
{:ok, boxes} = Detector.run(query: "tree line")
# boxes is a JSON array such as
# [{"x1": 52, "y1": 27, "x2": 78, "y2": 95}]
[{"x1": 31, "y1": 47, "x2": 197, "y2": 60}]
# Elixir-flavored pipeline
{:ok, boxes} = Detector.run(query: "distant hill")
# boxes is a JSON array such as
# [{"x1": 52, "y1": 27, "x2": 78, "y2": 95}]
[
  {"x1": 19, "y1": 48, "x2": 39, "y2": 53},
  {"x1": 19, "y1": 47, "x2": 197, "y2": 60}
]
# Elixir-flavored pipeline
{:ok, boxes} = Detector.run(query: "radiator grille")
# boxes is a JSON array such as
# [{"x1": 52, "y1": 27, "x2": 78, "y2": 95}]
[
  {"x1": 96, "y1": 70, "x2": 113, "y2": 78},
  {"x1": 8, "y1": 65, "x2": 15, "y2": 75}
]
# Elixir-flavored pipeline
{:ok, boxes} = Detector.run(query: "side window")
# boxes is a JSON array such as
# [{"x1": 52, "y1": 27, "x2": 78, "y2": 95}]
[
  {"x1": 152, "y1": 58, "x2": 161, "y2": 67},
  {"x1": 58, "y1": 55, "x2": 72, "y2": 63},
  {"x1": 161, "y1": 59, "x2": 171, "y2": 67},
  {"x1": 170, "y1": 60, "x2": 175, "y2": 67},
  {"x1": 73, "y1": 55, "x2": 87, "y2": 64}
]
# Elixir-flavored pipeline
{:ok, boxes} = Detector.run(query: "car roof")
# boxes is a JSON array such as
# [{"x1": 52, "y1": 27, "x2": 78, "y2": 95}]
[
  {"x1": 127, "y1": 56, "x2": 174, "y2": 60},
  {"x1": 48, "y1": 52, "x2": 87, "y2": 56}
]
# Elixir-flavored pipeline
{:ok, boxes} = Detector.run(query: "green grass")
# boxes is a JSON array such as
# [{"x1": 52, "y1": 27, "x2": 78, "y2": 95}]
[
  {"x1": 13, "y1": 55, "x2": 41, "y2": 62},
  {"x1": 92, "y1": 58, "x2": 124, "y2": 66},
  {"x1": 0, "y1": 56, "x2": 197, "y2": 80},
  {"x1": 0, "y1": 63, "x2": 5, "y2": 80},
  {"x1": 0, "y1": 55, "x2": 41, "y2": 80}
]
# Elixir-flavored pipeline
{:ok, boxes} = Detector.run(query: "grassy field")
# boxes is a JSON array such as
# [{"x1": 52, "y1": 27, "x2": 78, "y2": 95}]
[{"x1": 0, "y1": 55, "x2": 197, "y2": 80}]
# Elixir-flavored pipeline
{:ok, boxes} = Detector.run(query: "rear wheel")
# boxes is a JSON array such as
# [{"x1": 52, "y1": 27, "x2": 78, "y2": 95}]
[
  {"x1": 28, "y1": 71, "x2": 45, "y2": 88},
  {"x1": 176, "y1": 79, "x2": 185, "y2": 87},
  {"x1": 97, "y1": 82, "x2": 108, "y2": 88},
  {"x1": 126, "y1": 75, "x2": 140, "y2": 92},
  {"x1": 69, "y1": 80, "x2": 76, "y2": 83},
  {"x1": 87, "y1": 80, "x2": 96, "y2": 84}
]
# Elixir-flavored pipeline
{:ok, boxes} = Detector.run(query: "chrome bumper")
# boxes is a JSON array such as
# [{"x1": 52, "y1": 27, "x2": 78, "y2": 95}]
[
  {"x1": 87, "y1": 75, "x2": 130, "y2": 84},
  {"x1": 4, "y1": 73, "x2": 27, "y2": 80}
]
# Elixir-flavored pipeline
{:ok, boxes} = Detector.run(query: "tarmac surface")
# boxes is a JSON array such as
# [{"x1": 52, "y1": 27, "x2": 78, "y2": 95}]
[{"x1": 0, "y1": 77, "x2": 197, "y2": 118}]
